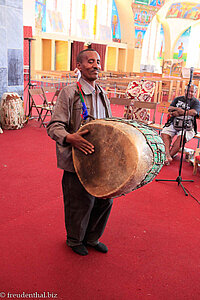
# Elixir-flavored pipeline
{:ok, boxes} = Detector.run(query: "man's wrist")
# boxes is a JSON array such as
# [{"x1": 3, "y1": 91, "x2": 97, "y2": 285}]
[
  {"x1": 64, "y1": 134, "x2": 71, "y2": 144},
  {"x1": 65, "y1": 134, "x2": 70, "y2": 142}
]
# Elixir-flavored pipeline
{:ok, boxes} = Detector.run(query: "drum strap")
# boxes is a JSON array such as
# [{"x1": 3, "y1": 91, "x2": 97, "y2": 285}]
[{"x1": 77, "y1": 82, "x2": 89, "y2": 121}]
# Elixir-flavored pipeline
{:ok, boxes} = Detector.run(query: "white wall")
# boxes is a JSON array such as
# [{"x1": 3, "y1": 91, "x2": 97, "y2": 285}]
[
  {"x1": 186, "y1": 23, "x2": 200, "y2": 68},
  {"x1": 23, "y1": 0, "x2": 35, "y2": 34}
]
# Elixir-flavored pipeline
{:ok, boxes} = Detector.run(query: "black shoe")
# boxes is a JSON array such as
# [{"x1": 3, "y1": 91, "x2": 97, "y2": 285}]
[
  {"x1": 71, "y1": 244, "x2": 88, "y2": 256},
  {"x1": 93, "y1": 242, "x2": 108, "y2": 253}
]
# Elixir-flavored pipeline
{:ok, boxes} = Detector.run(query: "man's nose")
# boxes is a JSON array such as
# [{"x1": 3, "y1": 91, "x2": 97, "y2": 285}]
[{"x1": 93, "y1": 61, "x2": 99, "y2": 68}]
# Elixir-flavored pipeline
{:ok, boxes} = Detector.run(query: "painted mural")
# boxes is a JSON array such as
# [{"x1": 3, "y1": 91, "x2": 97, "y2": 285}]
[
  {"x1": 173, "y1": 27, "x2": 191, "y2": 63},
  {"x1": 46, "y1": 0, "x2": 69, "y2": 34},
  {"x1": 35, "y1": 0, "x2": 46, "y2": 32},
  {"x1": 135, "y1": 0, "x2": 149, "y2": 5},
  {"x1": 111, "y1": 0, "x2": 121, "y2": 42},
  {"x1": 162, "y1": 59, "x2": 184, "y2": 77},
  {"x1": 134, "y1": 8, "x2": 155, "y2": 48},
  {"x1": 135, "y1": 0, "x2": 165, "y2": 6},
  {"x1": 132, "y1": 0, "x2": 165, "y2": 48},
  {"x1": 134, "y1": 9, "x2": 154, "y2": 27},
  {"x1": 47, "y1": 11, "x2": 64, "y2": 32},
  {"x1": 135, "y1": 29, "x2": 146, "y2": 48},
  {"x1": 149, "y1": 0, "x2": 165, "y2": 8},
  {"x1": 35, "y1": 0, "x2": 114, "y2": 42},
  {"x1": 171, "y1": 60, "x2": 184, "y2": 77},
  {"x1": 157, "y1": 24, "x2": 165, "y2": 60},
  {"x1": 166, "y1": 3, "x2": 200, "y2": 20}
]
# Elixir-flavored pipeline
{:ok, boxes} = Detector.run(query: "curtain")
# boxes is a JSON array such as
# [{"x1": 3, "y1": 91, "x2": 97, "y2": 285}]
[
  {"x1": 90, "y1": 43, "x2": 107, "y2": 71},
  {"x1": 71, "y1": 41, "x2": 84, "y2": 70}
]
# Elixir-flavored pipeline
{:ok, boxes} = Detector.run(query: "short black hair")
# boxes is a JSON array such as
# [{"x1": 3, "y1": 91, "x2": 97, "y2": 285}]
[{"x1": 77, "y1": 48, "x2": 99, "y2": 63}]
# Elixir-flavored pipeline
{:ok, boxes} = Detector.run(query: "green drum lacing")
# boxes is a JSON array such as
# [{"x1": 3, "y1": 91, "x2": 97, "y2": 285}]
[{"x1": 104, "y1": 117, "x2": 166, "y2": 191}]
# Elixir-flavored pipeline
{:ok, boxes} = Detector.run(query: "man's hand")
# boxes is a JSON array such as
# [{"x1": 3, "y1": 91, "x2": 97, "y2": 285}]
[
  {"x1": 176, "y1": 107, "x2": 185, "y2": 115},
  {"x1": 66, "y1": 130, "x2": 94, "y2": 155},
  {"x1": 169, "y1": 107, "x2": 184, "y2": 117},
  {"x1": 170, "y1": 110, "x2": 180, "y2": 117}
]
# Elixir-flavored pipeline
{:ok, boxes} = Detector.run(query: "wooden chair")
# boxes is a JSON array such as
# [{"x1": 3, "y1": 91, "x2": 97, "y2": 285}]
[
  {"x1": 150, "y1": 102, "x2": 170, "y2": 133},
  {"x1": 42, "y1": 86, "x2": 60, "y2": 107},
  {"x1": 104, "y1": 81, "x2": 128, "y2": 99},
  {"x1": 29, "y1": 88, "x2": 53, "y2": 127},
  {"x1": 160, "y1": 79, "x2": 174, "y2": 102},
  {"x1": 29, "y1": 88, "x2": 47, "y2": 119},
  {"x1": 40, "y1": 87, "x2": 60, "y2": 126},
  {"x1": 110, "y1": 97, "x2": 132, "y2": 118}
]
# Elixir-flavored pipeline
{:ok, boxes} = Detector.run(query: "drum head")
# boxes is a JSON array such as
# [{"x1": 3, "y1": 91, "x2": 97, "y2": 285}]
[{"x1": 72, "y1": 119, "x2": 153, "y2": 198}]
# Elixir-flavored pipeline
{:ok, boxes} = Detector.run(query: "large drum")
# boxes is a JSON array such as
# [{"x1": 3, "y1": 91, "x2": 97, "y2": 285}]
[
  {"x1": 0, "y1": 93, "x2": 25, "y2": 130},
  {"x1": 72, "y1": 118, "x2": 165, "y2": 198}
]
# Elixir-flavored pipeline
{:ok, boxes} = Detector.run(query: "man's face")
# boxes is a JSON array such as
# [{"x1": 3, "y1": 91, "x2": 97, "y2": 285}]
[
  {"x1": 77, "y1": 51, "x2": 101, "y2": 84},
  {"x1": 185, "y1": 85, "x2": 196, "y2": 99}
]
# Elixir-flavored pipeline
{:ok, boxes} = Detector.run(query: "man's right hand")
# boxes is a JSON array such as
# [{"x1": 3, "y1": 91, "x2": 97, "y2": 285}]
[
  {"x1": 170, "y1": 110, "x2": 180, "y2": 117},
  {"x1": 66, "y1": 130, "x2": 94, "y2": 155}
]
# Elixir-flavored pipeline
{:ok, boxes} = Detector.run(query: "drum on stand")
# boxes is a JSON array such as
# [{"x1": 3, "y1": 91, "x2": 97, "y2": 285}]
[
  {"x1": 0, "y1": 93, "x2": 25, "y2": 130},
  {"x1": 72, "y1": 118, "x2": 166, "y2": 198}
]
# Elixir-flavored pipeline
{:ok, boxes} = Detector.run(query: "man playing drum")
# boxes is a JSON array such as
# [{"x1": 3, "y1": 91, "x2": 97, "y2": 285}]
[
  {"x1": 161, "y1": 84, "x2": 200, "y2": 165},
  {"x1": 47, "y1": 49, "x2": 113, "y2": 256}
]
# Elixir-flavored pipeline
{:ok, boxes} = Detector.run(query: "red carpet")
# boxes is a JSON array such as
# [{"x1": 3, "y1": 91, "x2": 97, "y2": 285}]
[{"x1": 1, "y1": 107, "x2": 200, "y2": 299}]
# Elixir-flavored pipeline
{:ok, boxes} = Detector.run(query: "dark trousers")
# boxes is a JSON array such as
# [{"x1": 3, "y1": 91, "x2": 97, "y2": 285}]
[{"x1": 62, "y1": 171, "x2": 113, "y2": 247}]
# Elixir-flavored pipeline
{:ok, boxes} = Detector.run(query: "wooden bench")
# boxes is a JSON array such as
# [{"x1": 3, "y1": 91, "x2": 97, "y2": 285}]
[
  {"x1": 149, "y1": 102, "x2": 170, "y2": 133},
  {"x1": 110, "y1": 97, "x2": 132, "y2": 118}
]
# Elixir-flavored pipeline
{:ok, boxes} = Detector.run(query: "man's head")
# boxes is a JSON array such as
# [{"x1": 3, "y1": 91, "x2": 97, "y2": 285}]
[
  {"x1": 77, "y1": 49, "x2": 101, "y2": 86},
  {"x1": 185, "y1": 84, "x2": 197, "y2": 99}
]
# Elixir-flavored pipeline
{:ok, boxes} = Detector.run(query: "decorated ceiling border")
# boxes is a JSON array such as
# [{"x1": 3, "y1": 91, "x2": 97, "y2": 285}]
[
  {"x1": 132, "y1": 0, "x2": 165, "y2": 48},
  {"x1": 166, "y1": 2, "x2": 200, "y2": 20}
]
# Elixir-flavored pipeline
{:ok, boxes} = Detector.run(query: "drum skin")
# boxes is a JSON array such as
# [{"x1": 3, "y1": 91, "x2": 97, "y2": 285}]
[{"x1": 72, "y1": 118, "x2": 165, "y2": 199}]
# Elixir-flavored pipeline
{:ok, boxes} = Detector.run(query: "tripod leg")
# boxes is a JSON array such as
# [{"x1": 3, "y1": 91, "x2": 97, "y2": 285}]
[
  {"x1": 25, "y1": 90, "x2": 29, "y2": 118},
  {"x1": 155, "y1": 179, "x2": 177, "y2": 182},
  {"x1": 181, "y1": 179, "x2": 194, "y2": 182},
  {"x1": 179, "y1": 181, "x2": 188, "y2": 196},
  {"x1": 24, "y1": 83, "x2": 29, "y2": 92}
]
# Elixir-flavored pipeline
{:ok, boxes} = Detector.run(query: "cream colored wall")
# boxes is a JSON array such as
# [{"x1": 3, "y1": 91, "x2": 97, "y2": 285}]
[
  {"x1": 118, "y1": 48, "x2": 126, "y2": 72},
  {"x1": 133, "y1": 49, "x2": 142, "y2": 72},
  {"x1": 115, "y1": 0, "x2": 135, "y2": 71},
  {"x1": 31, "y1": 36, "x2": 42, "y2": 76},
  {"x1": 114, "y1": 0, "x2": 134, "y2": 46},
  {"x1": 23, "y1": 0, "x2": 35, "y2": 34},
  {"x1": 42, "y1": 39, "x2": 51, "y2": 70},
  {"x1": 126, "y1": 48, "x2": 134, "y2": 72},
  {"x1": 51, "y1": 40, "x2": 55, "y2": 70},
  {"x1": 107, "y1": 47, "x2": 118, "y2": 71},
  {"x1": 55, "y1": 41, "x2": 69, "y2": 71}
]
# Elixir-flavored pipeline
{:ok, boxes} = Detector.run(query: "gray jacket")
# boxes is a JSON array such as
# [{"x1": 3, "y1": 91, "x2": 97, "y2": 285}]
[{"x1": 47, "y1": 78, "x2": 112, "y2": 172}]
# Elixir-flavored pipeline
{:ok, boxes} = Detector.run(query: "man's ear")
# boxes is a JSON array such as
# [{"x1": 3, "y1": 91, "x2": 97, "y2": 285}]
[{"x1": 77, "y1": 62, "x2": 81, "y2": 71}]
